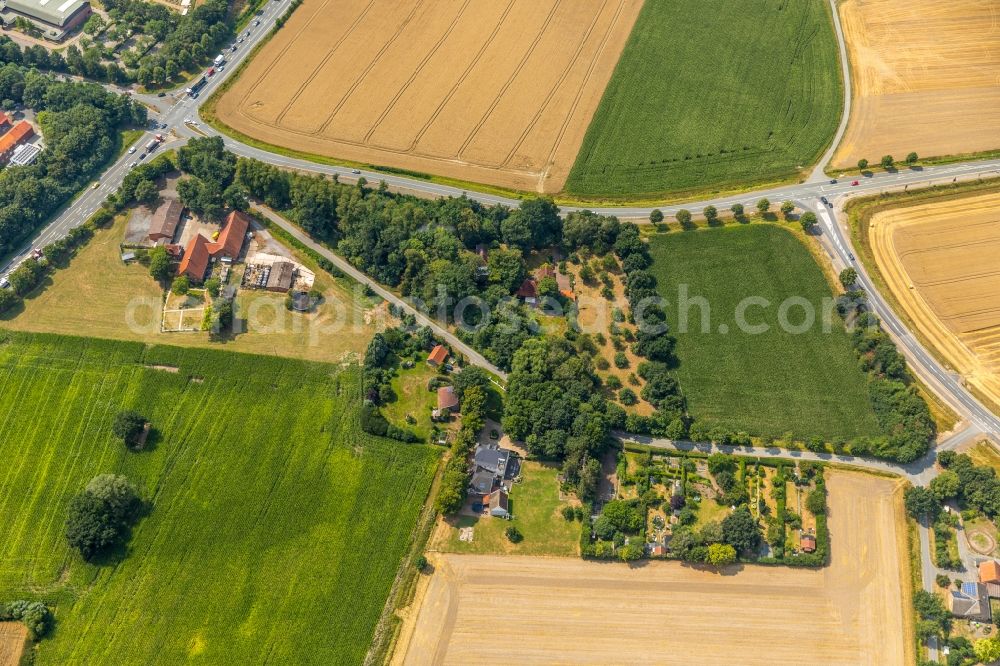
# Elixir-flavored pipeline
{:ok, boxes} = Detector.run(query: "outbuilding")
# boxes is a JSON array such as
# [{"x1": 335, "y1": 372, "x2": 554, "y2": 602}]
[{"x1": 488, "y1": 489, "x2": 509, "y2": 518}]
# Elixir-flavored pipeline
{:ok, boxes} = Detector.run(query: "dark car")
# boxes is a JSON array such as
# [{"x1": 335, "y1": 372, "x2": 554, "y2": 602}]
[
  {"x1": 829, "y1": 179, "x2": 837, "y2": 184},
  {"x1": 820, "y1": 196, "x2": 829, "y2": 206},
  {"x1": 157, "y1": 92, "x2": 166, "y2": 97}
]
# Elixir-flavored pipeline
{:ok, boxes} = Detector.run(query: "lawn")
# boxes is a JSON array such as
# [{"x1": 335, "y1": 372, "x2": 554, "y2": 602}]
[
  {"x1": 1, "y1": 214, "x2": 379, "y2": 365},
  {"x1": 649, "y1": 224, "x2": 882, "y2": 441},
  {"x1": 381, "y1": 363, "x2": 440, "y2": 441},
  {"x1": 0, "y1": 331, "x2": 438, "y2": 664},
  {"x1": 435, "y1": 462, "x2": 580, "y2": 557},
  {"x1": 565, "y1": 0, "x2": 842, "y2": 199},
  {"x1": 968, "y1": 441, "x2": 1000, "y2": 475}
]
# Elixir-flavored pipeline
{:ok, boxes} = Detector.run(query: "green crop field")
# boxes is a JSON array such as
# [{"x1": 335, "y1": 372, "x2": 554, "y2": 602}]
[
  {"x1": 566, "y1": 0, "x2": 842, "y2": 199},
  {"x1": 0, "y1": 331, "x2": 438, "y2": 664},
  {"x1": 649, "y1": 225, "x2": 881, "y2": 441}
]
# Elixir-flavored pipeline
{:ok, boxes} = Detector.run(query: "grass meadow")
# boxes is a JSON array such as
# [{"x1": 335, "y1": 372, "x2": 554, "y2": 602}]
[
  {"x1": 565, "y1": 0, "x2": 842, "y2": 199},
  {"x1": 649, "y1": 224, "x2": 881, "y2": 441},
  {"x1": 0, "y1": 331, "x2": 438, "y2": 664}
]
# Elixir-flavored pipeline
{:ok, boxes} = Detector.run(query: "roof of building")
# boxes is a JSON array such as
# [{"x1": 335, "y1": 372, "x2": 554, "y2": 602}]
[
  {"x1": 474, "y1": 445, "x2": 509, "y2": 476},
  {"x1": 800, "y1": 534, "x2": 817, "y2": 552},
  {"x1": 981, "y1": 560, "x2": 1000, "y2": 584},
  {"x1": 469, "y1": 470, "x2": 495, "y2": 495},
  {"x1": 951, "y1": 583, "x2": 991, "y2": 620},
  {"x1": 0, "y1": 121, "x2": 33, "y2": 157},
  {"x1": 0, "y1": 111, "x2": 10, "y2": 128},
  {"x1": 427, "y1": 344, "x2": 448, "y2": 365},
  {"x1": 207, "y1": 210, "x2": 249, "y2": 259},
  {"x1": 515, "y1": 278, "x2": 537, "y2": 299},
  {"x1": 536, "y1": 265, "x2": 556, "y2": 280},
  {"x1": 148, "y1": 199, "x2": 183, "y2": 240},
  {"x1": 437, "y1": 385, "x2": 459, "y2": 410},
  {"x1": 4, "y1": 0, "x2": 89, "y2": 27},
  {"x1": 178, "y1": 234, "x2": 211, "y2": 281},
  {"x1": 266, "y1": 261, "x2": 295, "y2": 292},
  {"x1": 489, "y1": 489, "x2": 508, "y2": 513}
]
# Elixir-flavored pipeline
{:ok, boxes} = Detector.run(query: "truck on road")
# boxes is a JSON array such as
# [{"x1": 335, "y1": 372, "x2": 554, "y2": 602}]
[
  {"x1": 214, "y1": 54, "x2": 226, "y2": 67},
  {"x1": 145, "y1": 134, "x2": 165, "y2": 153},
  {"x1": 186, "y1": 75, "x2": 208, "y2": 96}
]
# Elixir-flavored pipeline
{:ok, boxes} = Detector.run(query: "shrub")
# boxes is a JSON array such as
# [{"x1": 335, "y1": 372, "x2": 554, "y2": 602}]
[
  {"x1": 171, "y1": 275, "x2": 190, "y2": 295},
  {"x1": 111, "y1": 410, "x2": 146, "y2": 449},
  {"x1": 561, "y1": 506, "x2": 576, "y2": 521},
  {"x1": 505, "y1": 526, "x2": 523, "y2": 543},
  {"x1": 204, "y1": 277, "x2": 222, "y2": 298},
  {"x1": 0, "y1": 600, "x2": 52, "y2": 640}
]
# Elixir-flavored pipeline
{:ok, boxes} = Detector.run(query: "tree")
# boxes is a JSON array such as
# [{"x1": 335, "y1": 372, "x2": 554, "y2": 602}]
[
  {"x1": 780, "y1": 201, "x2": 794, "y2": 218},
  {"x1": 618, "y1": 542, "x2": 643, "y2": 562},
  {"x1": 675, "y1": 209, "x2": 691, "y2": 227},
  {"x1": 805, "y1": 486, "x2": 826, "y2": 515},
  {"x1": 905, "y1": 152, "x2": 919, "y2": 165},
  {"x1": 0, "y1": 288, "x2": 18, "y2": 314},
  {"x1": 204, "y1": 277, "x2": 221, "y2": 298},
  {"x1": 112, "y1": 410, "x2": 146, "y2": 448},
  {"x1": 706, "y1": 542, "x2": 737, "y2": 566},
  {"x1": 904, "y1": 485, "x2": 940, "y2": 519},
  {"x1": 649, "y1": 209, "x2": 663, "y2": 224},
  {"x1": 930, "y1": 470, "x2": 960, "y2": 500},
  {"x1": 799, "y1": 212, "x2": 817, "y2": 232},
  {"x1": 839, "y1": 267, "x2": 857, "y2": 289},
  {"x1": 703, "y1": 205, "x2": 717, "y2": 223},
  {"x1": 858, "y1": 158, "x2": 869, "y2": 171},
  {"x1": 975, "y1": 636, "x2": 1000, "y2": 664},
  {"x1": 730, "y1": 203, "x2": 744, "y2": 218},
  {"x1": 65, "y1": 474, "x2": 139, "y2": 560},
  {"x1": 619, "y1": 387, "x2": 637, "y2": 405},
  {"x1": 721, "y1": 507, "x2": 760, "y2": 553},
  {"x1": 756, "y1": 198, "x2": 770, "y2": 215},
  {"x1": 880, "y1": 155, "x2": 894, "y2": 170},
  {"x1": 149, "y1": 245, "x2": 172, "y2": 282},
  {"x1": 172, "y1": 275, "x2": 190, "y2": 295},
  {"x1": 505, "y1": 526, "x2": 523, "y2": 543},
  {"x1": 133, "y1": 178, "x2": 159, "y2": 207}
]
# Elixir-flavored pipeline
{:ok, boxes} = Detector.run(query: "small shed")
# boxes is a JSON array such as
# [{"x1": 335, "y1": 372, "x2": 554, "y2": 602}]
[
  {"x1": 265, "y1": 261, "x2": 295, "y2": 293},
  {"x1": 427, "y1": 344, "x2": 448, "y2": 367},
  {"x1": 800, "y1": 533, "x2": 817, "y2": 553},
  {"x1": 488, "y1": 489, "x2": 509, "y2": 518}
]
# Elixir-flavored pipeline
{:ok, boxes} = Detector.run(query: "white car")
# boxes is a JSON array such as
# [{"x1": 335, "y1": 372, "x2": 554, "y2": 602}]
[{"x1": 128, "y1": 147, "x2": 136, "y2": 154}]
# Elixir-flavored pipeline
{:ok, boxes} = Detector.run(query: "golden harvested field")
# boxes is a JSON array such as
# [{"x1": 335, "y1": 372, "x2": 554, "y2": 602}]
[
  {"x1": 216, "y1": 0, "x2": 643, "y2": 193},
  {"x1": 833, "y1": 0, "x2": 1000, "y2": 168},
  {"x1": 395, "y1": 472, "x2": 911, "y2": 666},
  {"x1": 0, "y1": 623, "x2": 26, "y2": 666},
  {"x1": 869, "y1": 190, "x2": 1000, "y2": 412}
]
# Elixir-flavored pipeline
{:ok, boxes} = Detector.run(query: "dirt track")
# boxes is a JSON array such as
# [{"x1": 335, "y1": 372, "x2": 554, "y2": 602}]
[
  {"x1": 394, "y1": 471, "x2": 911, "y2": 665},
  {"x1": 832, "y1": 0, "x2": 1000, "y2": 168},
  {"x1": 869, "y1": 189, "x2": 1000, "y2": 413},
  {"x1": 0, "y1": 623, "x2": 26, "y2": 666},
  {"x1": 216, "y1": 0, "x2": 643, "y2": 193}
]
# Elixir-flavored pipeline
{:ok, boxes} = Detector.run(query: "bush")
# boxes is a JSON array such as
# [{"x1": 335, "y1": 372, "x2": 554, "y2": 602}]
[
  {"x1": 505, "y1": 526, "x2": 523, "y2": 543},
  {"x1": 111, "y1": 410, "x2": 146, "y2": 449},
  {"x1": 561, "y1": 506, "x2": 576, "y2": 521},
  {"x1": 172, "y1": 275, "x2": 190, "y2": 295},
  {"x1": 0, "y1": 600, "x2": 52, "y2": 640},
  {"x1": 204, "y1": 277, "x2": 221, "y2": 298}
]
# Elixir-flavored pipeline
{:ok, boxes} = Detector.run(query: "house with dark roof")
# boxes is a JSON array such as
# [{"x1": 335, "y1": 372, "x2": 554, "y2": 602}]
[
  {"x1": 474, "y1": 445, "x2": 510, "y2": 477},
  {"x1": 469, "y1": 469, "x2": 495, "y2": 497},
  {"x1": 148, "y1": 199, "x2": 183, "y2": 242},
  {"x1": 488, "y1": 489, "x2": 509, "y2": 518},
  {"x1": 427, "y1": 344, "x2": 448, "y2": 367},
  {"x1": 515, "y1": 278, "x2": 537, "y2": 304},
  {"x1": 265, "y1": 261, "x2": 295, "y2": 293},
  {"x1": 949, "y1": 582, "x2": 991, "y2": 622}
]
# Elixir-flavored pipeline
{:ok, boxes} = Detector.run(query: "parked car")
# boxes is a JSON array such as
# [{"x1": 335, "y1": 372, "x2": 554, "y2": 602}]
[{"x1": 0, "y1": 277, "x2": 9, "y2": 289}]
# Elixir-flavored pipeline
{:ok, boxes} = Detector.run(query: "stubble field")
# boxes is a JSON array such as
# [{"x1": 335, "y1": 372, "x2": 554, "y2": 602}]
[
  {"x1": 869, "y1": 189, "x2": 1000, "y2": 412},
  {"x1": 0, "y1": 624, "x2": 25, "y2": 666},
  {"x1": 832, "y1": 0, "x2": 1000, "y2": 168},
  {"x1": 395, "y1": 471, "x2": 911, "y2": 665},
  {"x1": 216, "y1": 0, "x2": 643, "y2": 193},
  {"x1": 0, "y1": 331, "x2": 438, "y2": 664}
]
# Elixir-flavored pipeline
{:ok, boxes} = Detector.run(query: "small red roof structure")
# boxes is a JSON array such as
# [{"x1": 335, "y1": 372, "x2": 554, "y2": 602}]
[
  {"x1": 437, "y1": 385, "x2": 459, "y2": 412},
  {"x1": 800, "y1": 533, "x2": 817, "y2": 553},
  {"x1": 427, "y1": 344, "x2": 448, "y2": 366},
  {"x1": 178, "y1": 234, "x2": 211, "y2": 282},
  {"x1": 515, "y1": 278, "x2": 537, "y2": 300},
  {"x1": 207, "y1": 210, "x2": 250, "y2": 259},
  {"x1": 535, "y1": 265, "x2": 556, "y2": 280},
  {"x1": 0, "y1": 112, "x2": 11, "y2": 132},
  {"x1": 980, "y1": 560, "x2": 1000, "y2": 584}
]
